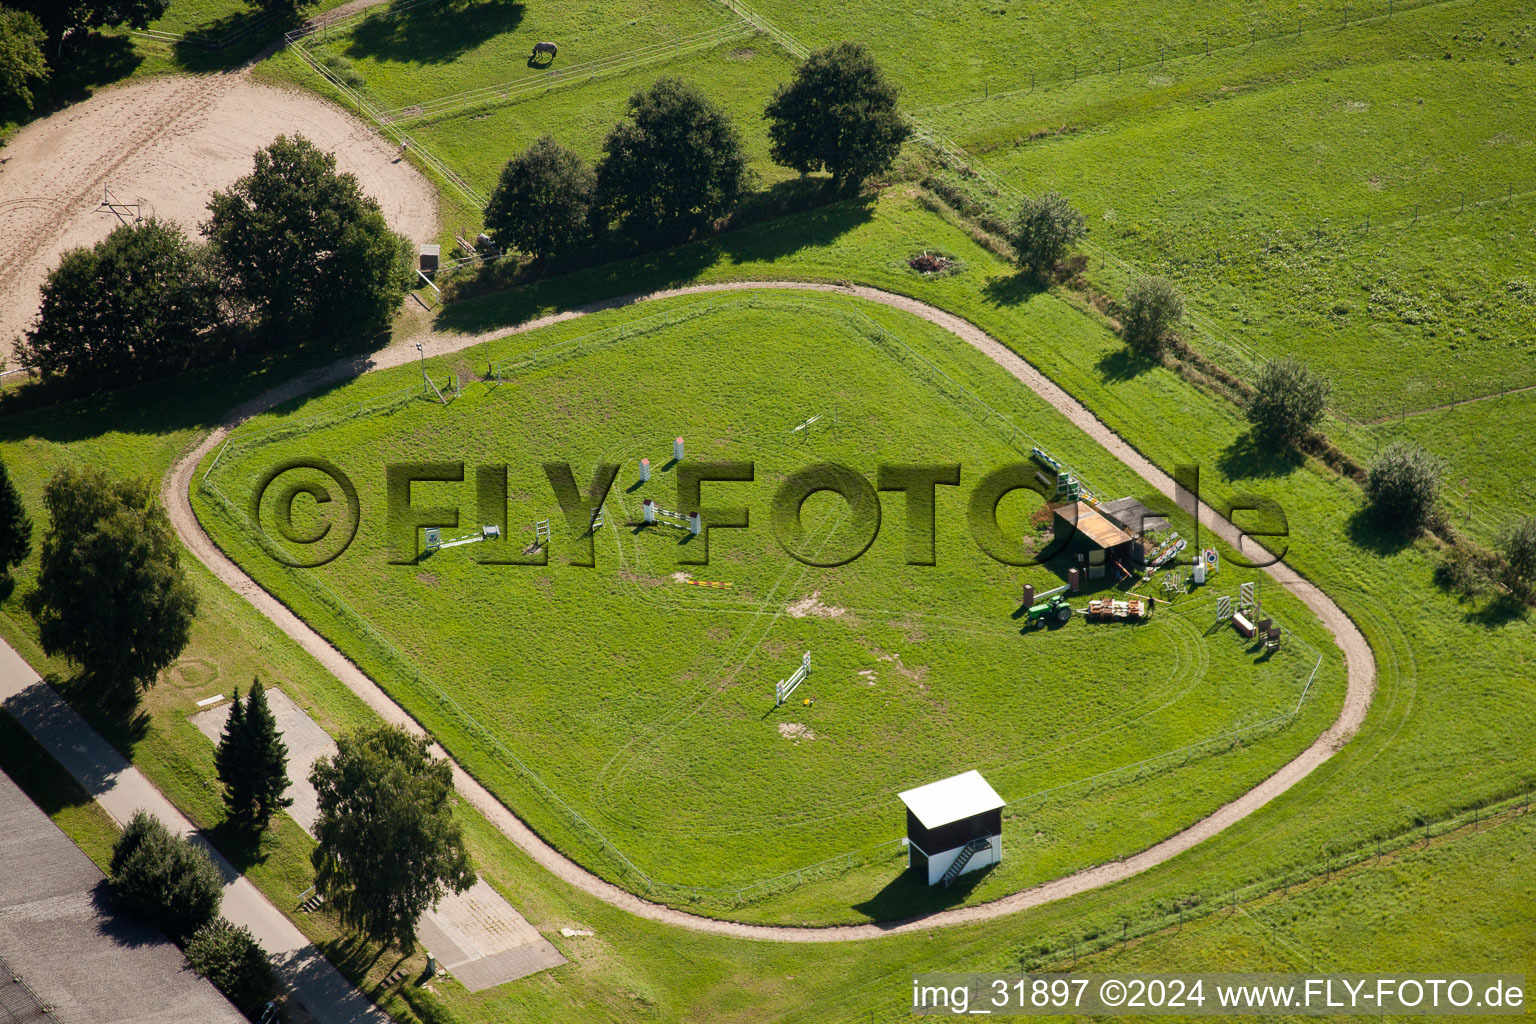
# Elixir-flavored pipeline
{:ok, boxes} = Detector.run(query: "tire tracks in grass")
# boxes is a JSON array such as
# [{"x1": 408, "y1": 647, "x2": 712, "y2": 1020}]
[{"x1": 166, "y1": 280, "x2": 1375, "y2": 940}]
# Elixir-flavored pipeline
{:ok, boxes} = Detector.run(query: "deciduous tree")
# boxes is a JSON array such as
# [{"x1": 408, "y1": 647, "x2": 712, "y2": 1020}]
[
  {"x1": 1121, "y1": 275, "x2": 1185, "y2": 355},
  {"x1": 0, "y1": 8, "x2": 47, "y2": 109},
  {"x1": 20, "y1": 219, "x2": 220, "y2": 388},
  {"x1": 1007, "y1": 190, "x2": 1086, "y2": 274},
  {"x1": 764, "y1": 42, "x2": 909, "y2": 193},
  {"x1": 595, "y1": 78, "x2": 752, "y2": 246},
  {"x1": 484, "y1": 135, "x2": 595, "y2": 263},
  {"x1": 186, "y1": 917, "x2": 277, "y2": 1016},
  {"x1": 1364, "y1": 442, "x2": 1441, "y2": 534},
  {"x1": 25, "y1": 467, "x2": 196, "y2": 699},
  {"x1": 13, "y1": 0, "x2": 168, "y2": 48},
  {"x1": 309, "y1": 725, "x2": 475, "y2": 953},
  {"x1": 1500, "y1": 515, "x2": 1536, "y2": 600},
  {"x1": 204, "y1": 135, "x2": 412, "y2": 340},
  {"x1": 1245, "y1": 355, "x2": 1331, "y2": 445},
  {"x1": 109, "y1": 811, "x2": 222, "y2": 944}
]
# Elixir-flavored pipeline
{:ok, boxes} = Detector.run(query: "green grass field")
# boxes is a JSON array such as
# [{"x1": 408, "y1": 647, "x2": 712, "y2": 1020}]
[
  {"x1": 305, "y1": 0, "x2": 743, "y2": 108},
  {"x1": 7, "y1": 0, "x2": 1536, "y2": 1014},
  {"x1": 746, "y1": 0, "x2": 1429, "y2": 107},
  {"x1": 3, "y1": 184, "x2": 1532, "y2": 1018},
  {"x1": 939, "y1": 0, "x2": 1535, "y2": 423},
  {"x1": 404, "y1": 38, "x2": 799, "y2": 197},
  {"x1": 191, "y1": 290, "x2": 1342, "y2": 920}
]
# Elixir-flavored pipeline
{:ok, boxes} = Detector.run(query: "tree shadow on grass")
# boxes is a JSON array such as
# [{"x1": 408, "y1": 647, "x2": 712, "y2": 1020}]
[
  {"x1": 1216, "y1": 431, "x2": 1305, "y2": 481},
  {"x1": 979, "y1": 270, "x2": 1047, "y2": 308},
  {"x1": 0, "y1": 333, "x2": 388, "y2": 449},
  {"x1": 435, "y1": 194, "x2": 877, "y2": 337},
  {"x1": 1096, "y1": 345, "x2": 1158, "y2": 383},
  {"x1": 1343, "y1": 506, "x2": 1416, "y2": 558},
  {"x1": 1463, "y1": 592, "x2": 1530, "y2": 629},
  {"x1": 205, "y1": 816, "x2": 275, "y2": 874},
  {"x1": 169, "y1": 10, "x2": 288, "y2": 74},
  {"x1": 717, "y1": 188, "x2": 876, "y2": 266},
  {"x1": 319, "y1": 931, "x2": 391, "y2": 982},
  {"x1": 344, "y1": 0, "x2": 525, "y2": 65}
]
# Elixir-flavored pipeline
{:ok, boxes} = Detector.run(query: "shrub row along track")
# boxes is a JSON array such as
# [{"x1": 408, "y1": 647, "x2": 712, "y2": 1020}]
[{"x1": 167, "y1": 281, "x2": 1376, "y2": 941}]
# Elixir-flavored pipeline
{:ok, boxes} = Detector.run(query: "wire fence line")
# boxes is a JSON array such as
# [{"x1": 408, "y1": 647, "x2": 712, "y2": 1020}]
[
  {"x1": 130, "y1": 12, "x2": 277, "y2": 51},
  {"x1": 831, "y1": 791, "x2": 1535, "y2": 1023},
  {"x1": 284, "y1": 6, "x2": 489, "y2": 209},
  {"x1": 379, "y1": 21, "x2": 758, "y2": 124},
  {"x1": 197, "y1": 288, "x2": 1325, "y2": 909}
]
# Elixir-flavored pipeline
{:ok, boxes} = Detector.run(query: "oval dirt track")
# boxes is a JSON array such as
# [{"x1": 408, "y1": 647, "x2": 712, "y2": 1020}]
[
  {"x1": 0, "y1": 73, "x2": 438, "y2": 358},
  {"x1": 167, "y1": 280, "x2": 1376, "y2": 941}
]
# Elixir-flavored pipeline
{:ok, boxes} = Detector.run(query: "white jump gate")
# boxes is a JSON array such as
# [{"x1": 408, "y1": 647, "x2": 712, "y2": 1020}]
[
  {"x1": 775, "y1": 652, "x2": 812, "y2": 707},
  {"x1": 641, "y1": 499, "x2": 701, "y2": 535}
]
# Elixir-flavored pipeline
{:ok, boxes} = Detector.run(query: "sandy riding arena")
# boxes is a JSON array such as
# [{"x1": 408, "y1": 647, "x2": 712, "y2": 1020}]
[{"x1": 0, "y1": 75, "x2": 439, "y2": 360}]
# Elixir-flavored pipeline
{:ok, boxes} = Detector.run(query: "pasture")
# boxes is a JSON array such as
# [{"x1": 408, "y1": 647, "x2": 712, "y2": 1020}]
[
  {"x1": 406, "y1": 40, "x2": 799, "y2": 197},
  {"x1": 943, "y1": 0, "x2": 1535, "y2": 420},
  {"x1": 192, "y1": 290, "x2": 1340, "y2": 920},
  {"x1": 289, "y1": 0, "x2": 802, "y2": 206}
]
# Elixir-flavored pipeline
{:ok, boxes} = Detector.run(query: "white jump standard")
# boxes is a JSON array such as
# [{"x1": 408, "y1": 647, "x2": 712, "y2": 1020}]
[
  {"x1": 774, "y1": 652, "x2": 811, "y2": 707},
  {"x1": 899, "y1": 770, "x2": 1004, "y2": 886}
]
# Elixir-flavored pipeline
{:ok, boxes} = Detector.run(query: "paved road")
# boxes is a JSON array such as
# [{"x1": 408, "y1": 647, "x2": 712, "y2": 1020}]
[
  {"x1": 165, "y1": 280, "x2": 1377, "y2": 941},
  {"x1": 0, "y1": 640, "x2": 391, "y2": 1024}
]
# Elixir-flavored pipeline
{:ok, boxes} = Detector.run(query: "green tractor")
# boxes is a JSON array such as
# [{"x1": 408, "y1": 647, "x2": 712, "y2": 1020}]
[{"x1": 1026, "y1": 594, "x2": 1074, "y2": 626}]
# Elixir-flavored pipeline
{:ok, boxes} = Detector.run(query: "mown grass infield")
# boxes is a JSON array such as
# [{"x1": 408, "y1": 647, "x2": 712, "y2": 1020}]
[{"x1": 193, "y1": 290, "x2": 1343, "y2": 921}]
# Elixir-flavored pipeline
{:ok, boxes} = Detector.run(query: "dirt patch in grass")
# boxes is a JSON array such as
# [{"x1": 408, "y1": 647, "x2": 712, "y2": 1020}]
[{"x1": 786, "y1": 591, "x2": 846, "y2": 618}]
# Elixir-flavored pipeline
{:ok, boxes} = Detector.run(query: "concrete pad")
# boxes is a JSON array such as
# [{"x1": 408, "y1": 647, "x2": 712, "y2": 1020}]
[
  {"x1": 190, "y1": 688, "x2": 333, "y2": 834},
  {"x1": 190, "y1": 690, "x2": 563, "y2": 992}
]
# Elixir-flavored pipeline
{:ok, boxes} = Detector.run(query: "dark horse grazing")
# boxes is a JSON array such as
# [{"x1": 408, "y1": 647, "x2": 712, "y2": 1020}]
[{"x1": 530, "y1": 41, "x2": 557, "y2": 65}]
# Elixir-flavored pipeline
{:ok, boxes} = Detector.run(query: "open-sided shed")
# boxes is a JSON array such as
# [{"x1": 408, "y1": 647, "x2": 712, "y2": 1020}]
[
  {"x1": 899, "y1": 770, "x2": 1004, "y2": 886},
  {"x1": 1052, "y1": 501, "x2": 1135, "y2": 577}
]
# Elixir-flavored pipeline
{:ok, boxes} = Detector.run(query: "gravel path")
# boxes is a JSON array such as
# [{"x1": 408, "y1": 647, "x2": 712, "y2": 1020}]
[{"x1": 164, "y1": 280, "x2": 1376, "y2": 942}]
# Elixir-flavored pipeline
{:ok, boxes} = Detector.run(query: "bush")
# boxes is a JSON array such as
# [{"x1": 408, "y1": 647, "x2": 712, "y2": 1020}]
[
  {"x1": 1499, "y1": 515, "x2": 1536, "y2": 600},
  {"x1": 484, "y1": 135, "x2": 595, "y2": 264},
  {"x1": 1245, "y1": 356, "x2": 1332, "y2": 445},
  {"x1": 19, "y1": 219, "x2": 220, "y2": 389},
  {"x1": 1121, "y1": 275, "x2": 1185, "y2": 355},
  {"x1": 204, "y1": 135, "x2": 413, "y2": 340},
  {"x1": 109, "y1": 812, "x2": 222, "y2": 944},
  {"x1": 1364, "y1": 442, "x2": 1442, "y2": 534},
  {"x1": 595, "y1": 78, "x2": 753, "y2": 246},
  {"x1": 1434, "y1": 539, "x2": 1497, "y2": 597},
  {"x1": 764, "y1": 41, "x2": 909, "y2": 194},
  {"x1": 1006, "y1": 191, "x2": 1086, "y2": 273},
  {"x1": 185, "y1": 918, "x2": 277, "y2": 1017}
]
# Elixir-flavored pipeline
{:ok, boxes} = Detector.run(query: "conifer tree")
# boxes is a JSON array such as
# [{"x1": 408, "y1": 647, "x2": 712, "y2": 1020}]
[
  {"x1": 215, "y1": 685, "x2": 252, "y2": 821},
  {"x1": 243, "y1": 678, "x2": 292, "y2": 828},
  {"x1": 0, "y1": 455, "x2": 31, "y2": 583}
]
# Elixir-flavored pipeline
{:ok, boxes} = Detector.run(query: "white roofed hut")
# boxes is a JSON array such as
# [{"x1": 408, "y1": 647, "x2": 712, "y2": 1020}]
[{"x1": 898, "y1": 770, "x2": 1005, "y2": 886}]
